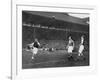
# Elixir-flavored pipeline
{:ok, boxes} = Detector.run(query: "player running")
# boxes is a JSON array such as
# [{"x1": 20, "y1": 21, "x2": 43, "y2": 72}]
[
  {"x1": 30, "y1": 38, "x2": 40, "y2": 59},
  {"x1": 67, "y1": 36, "x2": 75, "y2": 54},
  {"x1": 78, "y1": 36, "x2": 84, "y2": 56}
]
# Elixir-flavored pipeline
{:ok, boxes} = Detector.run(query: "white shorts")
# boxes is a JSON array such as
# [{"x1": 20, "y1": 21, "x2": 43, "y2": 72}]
[
  {"x1": 68, "y1": 46, "x2": 74, "y2": 53},
  {"x1": 79, "y1": 45, "x2": 84, "y2": 53},
  {"x1": 31, "y1": 47, "x2": 38, "y2": 55}
]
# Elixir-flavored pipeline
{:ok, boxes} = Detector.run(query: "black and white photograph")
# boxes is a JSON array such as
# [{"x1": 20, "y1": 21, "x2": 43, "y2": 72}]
[
  {"x1": 10, "y1": 1, "x2": 98, "y2": 79},
  {"x1": 22, "y1": 10, "x2": 90, "y2": 69}
]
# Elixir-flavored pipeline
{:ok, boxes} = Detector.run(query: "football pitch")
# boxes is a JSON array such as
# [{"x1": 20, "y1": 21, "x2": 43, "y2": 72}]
[{"x1": 22, "y1": 49, "x2": 89, "y2": 69}]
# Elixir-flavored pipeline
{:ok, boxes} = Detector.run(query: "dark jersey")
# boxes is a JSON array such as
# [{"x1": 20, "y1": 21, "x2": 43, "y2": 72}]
[
  {"x1": 69, "y1": 42, "x2": 74, "y2": 46},
  {"x1": 33, "y1": 41, "x2": 40, "y2": 48},
  {"x1": 68, "y1": 40, "x2": 74, "y2": 46}
]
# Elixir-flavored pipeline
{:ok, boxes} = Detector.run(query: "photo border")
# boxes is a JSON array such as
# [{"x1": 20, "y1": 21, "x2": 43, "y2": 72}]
[{"x1": 11, "y1": 2, "x2": 97, "y2": 80}]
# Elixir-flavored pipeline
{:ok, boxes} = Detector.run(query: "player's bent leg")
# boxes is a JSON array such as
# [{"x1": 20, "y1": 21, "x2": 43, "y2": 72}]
[
  {"x1": 31, "y1": 47, "x2": 38, "y2": 60},
  {"x1": 32, "y1": 54, "x2": 34, "y2": 59},
  {"x1": 78, "y1": 45, "x2": 84, "y2": 56}
]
